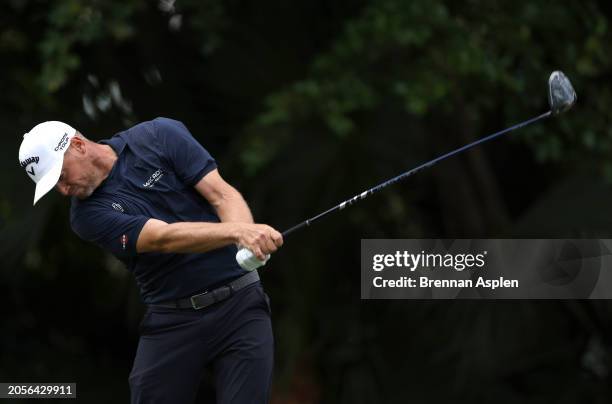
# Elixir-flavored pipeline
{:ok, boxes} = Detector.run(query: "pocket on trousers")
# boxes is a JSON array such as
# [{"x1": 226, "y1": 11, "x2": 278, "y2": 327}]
[
  {"x1": 138, "y1": 310, "x2": 153, "y2": 335},
  {"x1": 256, "y1": 286, "x2": 272, "y2": 315}
]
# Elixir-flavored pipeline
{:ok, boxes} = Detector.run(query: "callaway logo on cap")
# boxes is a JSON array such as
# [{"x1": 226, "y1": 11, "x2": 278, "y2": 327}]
[{"x1": 19, "y1": 121, "x2": 76, "y2": 205}]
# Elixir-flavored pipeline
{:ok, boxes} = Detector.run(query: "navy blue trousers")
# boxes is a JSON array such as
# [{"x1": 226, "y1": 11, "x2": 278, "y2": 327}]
[{"x1": 129, "y1": 282, "x2": 274, "y2": 404}]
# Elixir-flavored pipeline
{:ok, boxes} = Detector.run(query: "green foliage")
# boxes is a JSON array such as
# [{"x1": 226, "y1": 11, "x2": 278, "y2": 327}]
[
  {"x1": 38, "y1": 1, "x2": 144, "y2": 92},
  {"x1": 243, "y1": 0, "x2": 612, "y2": 180},
  {"x1": 176, "y1": 0, "x2": 230, "y2": 55}
]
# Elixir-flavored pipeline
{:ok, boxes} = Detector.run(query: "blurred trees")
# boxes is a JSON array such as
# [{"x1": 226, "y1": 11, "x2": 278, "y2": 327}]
[{"x1": 2, "y1": 0, "x2": 612, "y2": 402}]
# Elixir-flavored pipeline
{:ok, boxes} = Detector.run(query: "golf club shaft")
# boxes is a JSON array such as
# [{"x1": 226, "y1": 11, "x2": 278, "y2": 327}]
[{"x1": 282, "y1": 110, "x2": 552, "y2": 238}]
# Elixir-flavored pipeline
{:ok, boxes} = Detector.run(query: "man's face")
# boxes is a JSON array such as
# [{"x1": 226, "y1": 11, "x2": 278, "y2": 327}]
[{"x1": 55, "y1": 138, "x2": 97, "y2": 199}]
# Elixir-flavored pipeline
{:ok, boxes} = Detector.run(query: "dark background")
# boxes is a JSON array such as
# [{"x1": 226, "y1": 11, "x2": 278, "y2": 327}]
[{"x1": 2, "y1": 0, "x2": 612, "y2": 402}]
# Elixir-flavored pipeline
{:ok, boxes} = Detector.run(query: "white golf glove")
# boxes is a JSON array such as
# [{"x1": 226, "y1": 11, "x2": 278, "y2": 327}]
[{"x1": 236, "y1": 247, "x2": 270, "y2": 271}]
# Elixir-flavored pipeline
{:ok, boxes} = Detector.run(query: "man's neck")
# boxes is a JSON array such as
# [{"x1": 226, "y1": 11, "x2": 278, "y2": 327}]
[{"x1": 94, "y1": 144, "x2": 118, "y2": 184}]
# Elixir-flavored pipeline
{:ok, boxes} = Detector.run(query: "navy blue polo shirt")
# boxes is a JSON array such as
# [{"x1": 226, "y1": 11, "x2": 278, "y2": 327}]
[{"x1": 70, "y1": 118, "x2": 247, "y2": 303}]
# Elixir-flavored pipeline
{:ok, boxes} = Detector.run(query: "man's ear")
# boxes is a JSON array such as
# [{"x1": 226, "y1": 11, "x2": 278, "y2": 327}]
[{"x1": 69, "y1": 136, "x2": 87, "y2": 155}]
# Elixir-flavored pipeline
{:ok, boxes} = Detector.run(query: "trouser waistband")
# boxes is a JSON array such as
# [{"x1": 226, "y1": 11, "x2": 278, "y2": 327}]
[{"x1": 150, "y1": 270, "x2": 260, "y2": 310}]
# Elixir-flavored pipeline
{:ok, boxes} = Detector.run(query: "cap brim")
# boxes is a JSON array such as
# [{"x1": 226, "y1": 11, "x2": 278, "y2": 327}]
[{"x1": 33, "y1": 158, "x2": 63, "y2": 205}]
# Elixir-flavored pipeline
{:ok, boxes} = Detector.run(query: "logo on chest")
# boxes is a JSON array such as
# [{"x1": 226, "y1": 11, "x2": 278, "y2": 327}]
[
  {"x1": 143, "y1": 169, "x2": 164, "y2": 188},
  {"x1": 112, "y1": 202, "x2": 124, "y2": 212}
]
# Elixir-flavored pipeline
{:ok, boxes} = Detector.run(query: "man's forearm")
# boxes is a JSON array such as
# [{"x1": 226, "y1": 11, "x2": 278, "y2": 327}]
[
  {"x1": 193, "y1": 169, "x2": 254, "y2": 224},
  {"x1": 138, "y1": 218, "x2": 280, "y2": 257},
  {"x1": 214, "y1": 188, "x2": 254, "y2": 224},
  {"x1": 142, "y1": 220, "x2": 239, "y2": 254},
  {"x1": 182, "y1": 170, "x2": 282, "y2": 259}
]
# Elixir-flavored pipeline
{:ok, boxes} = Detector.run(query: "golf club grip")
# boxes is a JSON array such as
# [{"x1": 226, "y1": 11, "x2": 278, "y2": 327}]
[
  {"x1": 282, "y1": 221, "x2": 310, "y2": 237},
  {"x1": 234, "y1": 221, "x2": 308, "y2": 271}
]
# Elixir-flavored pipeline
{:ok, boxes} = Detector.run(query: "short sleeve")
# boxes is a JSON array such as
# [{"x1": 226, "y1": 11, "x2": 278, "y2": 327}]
[
  {"x1": 70, "y1": 202, "x2": 149, "y2": 259},
  {"x1": 154, "y1": 118, "x2": 217, "y2": 185}
]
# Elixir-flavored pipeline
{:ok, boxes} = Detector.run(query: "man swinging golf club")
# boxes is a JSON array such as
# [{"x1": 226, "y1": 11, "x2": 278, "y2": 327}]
[
  {"x1": 18, "y1": 118, "x2": 283, "y2": 403},
  {"x1": 18, "y1": 70, "x2": 576, "y2": 403}
]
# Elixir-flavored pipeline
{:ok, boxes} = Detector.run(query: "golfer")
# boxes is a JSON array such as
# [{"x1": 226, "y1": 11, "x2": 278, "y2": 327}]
[{"x1": 18, "y1": 118, "x2": 283, "y2": 403}]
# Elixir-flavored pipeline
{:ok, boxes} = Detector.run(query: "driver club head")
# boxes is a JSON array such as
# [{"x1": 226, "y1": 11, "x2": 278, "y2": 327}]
[{"x1": 548, "y1": 71, "x2": 577, "y2": 115}]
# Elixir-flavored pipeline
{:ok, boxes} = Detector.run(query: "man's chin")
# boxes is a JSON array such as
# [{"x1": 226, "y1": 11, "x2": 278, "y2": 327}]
[{"x1": 75, "y1": 189, "x2": 94, "y2": 200}]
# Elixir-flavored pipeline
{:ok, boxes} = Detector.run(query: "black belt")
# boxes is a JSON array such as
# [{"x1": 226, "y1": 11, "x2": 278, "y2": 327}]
[{"x1": 150, "y1": 270, "x2": 260, "y2": 310}]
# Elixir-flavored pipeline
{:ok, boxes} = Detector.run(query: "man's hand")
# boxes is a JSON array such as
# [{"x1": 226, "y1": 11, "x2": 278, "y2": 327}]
[
  {"x1": 233, "y1": 223, "x2": 283, "y2": 261},
  {"x1": 193, "y1": 169, "x2": 282, "y2": 262}
]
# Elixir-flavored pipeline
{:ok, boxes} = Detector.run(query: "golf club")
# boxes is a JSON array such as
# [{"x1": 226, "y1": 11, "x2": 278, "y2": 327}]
[{"x1": 236, "y1": 70, "x2": 577, "y2": 271}]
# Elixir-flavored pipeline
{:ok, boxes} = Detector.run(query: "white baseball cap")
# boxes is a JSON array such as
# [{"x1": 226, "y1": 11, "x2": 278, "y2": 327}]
[{"x1": 19, "y1": 121, "x2": 77, "y2": 205}]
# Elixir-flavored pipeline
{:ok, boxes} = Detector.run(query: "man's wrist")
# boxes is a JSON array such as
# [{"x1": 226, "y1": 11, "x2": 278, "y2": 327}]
[{"x1": 224, "y1": 222, "x2": 241, "y2": 245}]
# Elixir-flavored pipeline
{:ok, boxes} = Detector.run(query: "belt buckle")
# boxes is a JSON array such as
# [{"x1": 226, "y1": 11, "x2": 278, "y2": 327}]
[{"x1": 190, "y1": 290, "x2": 209, "y2": 310}]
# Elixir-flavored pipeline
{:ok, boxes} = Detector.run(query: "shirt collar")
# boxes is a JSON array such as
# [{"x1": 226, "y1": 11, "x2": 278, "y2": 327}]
[{"x1": 99, "y1": 134, "x2": 127, "y2": 156}]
